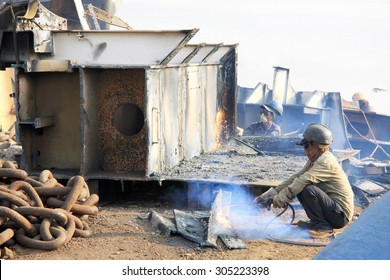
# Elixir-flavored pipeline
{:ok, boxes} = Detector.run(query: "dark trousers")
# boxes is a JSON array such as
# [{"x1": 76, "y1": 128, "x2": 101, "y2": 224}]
[{"x1": 297, "y1": 184, "x2": 349, "y2": 229}]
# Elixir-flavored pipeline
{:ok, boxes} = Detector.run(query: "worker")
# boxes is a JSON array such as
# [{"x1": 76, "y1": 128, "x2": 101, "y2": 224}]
[
  {"x1": 242, "y1": 100, "x2": 283, "y2": 136},
  {"x1": 254, "y1": 123, "x2": 354, "y2": 238},
  {"x1": 352, "y1": 92, "x2": 374, "y2": 112}
]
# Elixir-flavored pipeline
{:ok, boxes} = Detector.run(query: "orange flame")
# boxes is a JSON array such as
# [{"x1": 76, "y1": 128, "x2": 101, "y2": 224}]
[
  {"x1": 216, "y1": 108, "x2": 227, "y2": 148},
  {"x1": 215, "y1": 210, "x2": 230, "y2": 225}
]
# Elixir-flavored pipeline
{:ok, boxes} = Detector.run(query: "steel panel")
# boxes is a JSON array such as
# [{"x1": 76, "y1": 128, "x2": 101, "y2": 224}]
[
  {"x1": 48, "y1": 30, "x2": 196, "y2": 66},
  {"x1": 202, "y1": 65, "x2": 218, "y2": 151},
  {"x1": 183, "y1": 67, "x2": 202, "y2": 159},
  {"x1": 95, "y1": 69, "x2": 147, "y2": 173},
  {"x1": 188, "y1": 45, "x2": 218, "y2": 63},
  {"x1": 146, "y1": 65, "x2": 221, "y2": 174},
  {"x1": 205, "y1": 45, "x2": 236, "y2": 63},
  {"x1": 169, "y1": 45, "x2": 198, "y2": 64},
  {"x1": 80, "y1": 69, "x2": 100, "y2": 175},
  {"x1": 160, "y1": 68, "x2": 181, "y2": 168},
  {"x1": 18, "y1": 71, "x2": 81, "y2": 170},
  {"x1": 146, "y1": 70, "x2": 162, "y2": 175}
]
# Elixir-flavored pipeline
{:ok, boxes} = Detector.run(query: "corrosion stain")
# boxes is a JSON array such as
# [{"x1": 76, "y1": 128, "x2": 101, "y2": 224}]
[{"x1": 97, "y1": 69, "x2": 147, "y2": 173}]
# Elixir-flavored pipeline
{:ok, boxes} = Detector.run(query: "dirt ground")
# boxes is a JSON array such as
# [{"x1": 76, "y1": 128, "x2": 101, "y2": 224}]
[
  {"x1": 7, "y1": 202, "x2": 328, "y2": 260},
  {"x1": 1, "y1": 140, "x2": 363, "y2": 260}
]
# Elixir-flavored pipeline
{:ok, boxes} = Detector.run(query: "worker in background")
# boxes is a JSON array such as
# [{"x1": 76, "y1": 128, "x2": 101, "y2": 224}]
[
  {"x1": 254, "y1": 123, "x2": 354, "y2": 239},
  {"x1": 352, "y1": 92, "x2": 374, "y2": 112},
  {"x1": 241, "y1": 100, "x2": 283, "y2": 136}
]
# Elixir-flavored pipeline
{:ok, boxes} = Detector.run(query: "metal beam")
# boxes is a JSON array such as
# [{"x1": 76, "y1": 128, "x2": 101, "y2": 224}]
[
  {"x1": 159, "y1": 28, "x2": 199, "y2": 66},
  {"x1": 182, "y1": 43, "x2": 206, "y2": 64},
  {"x1": 202, "y1": 43, "x2": 222, "y2": 63}
]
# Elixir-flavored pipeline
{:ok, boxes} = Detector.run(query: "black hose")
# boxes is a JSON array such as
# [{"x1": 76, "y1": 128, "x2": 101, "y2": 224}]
[
  {"x1": 256, "y1": 202, "x2": 295, "y2": 227},
  {"x1": 262, "y1": 203, "x2": 331, "y2": 246}
]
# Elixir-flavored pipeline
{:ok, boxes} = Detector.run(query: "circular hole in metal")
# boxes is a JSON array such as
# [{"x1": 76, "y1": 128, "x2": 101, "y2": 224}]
[{"x1": 113, "y1": 103, "x2": 144, "y2": 136}]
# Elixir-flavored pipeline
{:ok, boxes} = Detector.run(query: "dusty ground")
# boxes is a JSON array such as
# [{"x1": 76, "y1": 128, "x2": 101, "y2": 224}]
[
  {"x1": 2, "y1": 140, "x2": 363, "y2": 260},
  {"x1": 8, "y1": 202, "x2": 328, "y2": 260}
]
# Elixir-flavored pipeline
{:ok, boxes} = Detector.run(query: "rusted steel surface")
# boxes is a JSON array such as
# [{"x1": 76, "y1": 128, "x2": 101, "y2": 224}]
[
  {"x1": 0, "y1": 185, "x2": 28, "y2": 201},
  {"x1": 0, "y1": 162, "x2": 99, "y2": 251},
  {"x1": 46, "y1": 197, "x2": 98, "y2": 215},
  {"x1": 61, "y1": 176, "x2": 85, "y2": 211},
  {"x1": 8, "y1": 181, "x2": 44, "y2": 207},
  {"x1": 0, "y1": 168, "x2": 28, "y2": 180},
  {"x1": 0, "y1": 228, "x2": 14, "y2": 246},
  {"x1": 0, "y1": 206, "x2": 38, "y2": 237},
  {"x1": 16, "y1": 226, "x2": 67, "y2": 251},
  {"x1": 15, "y1": 207, "x2": 68, "y2": 226},
  {"x1": 97, "y1": 69, "x2": 147, "y2": 173},
  {"x1": 0, "y1": 191, "x2": 30, "y2": 207}
]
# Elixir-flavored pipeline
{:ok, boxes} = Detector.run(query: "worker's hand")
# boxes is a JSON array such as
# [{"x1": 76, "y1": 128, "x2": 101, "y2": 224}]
[
  {"x1": 235, "y1": 127, "x2": 244, "y2": 137},
  {"x1": 272, "y1": 188, "x2": 293, "y2": 208},
  {"x1": 253, "y1": 188, "x2": 278, "y2": 204},
  {"x1": 272, "y1": 195, "x2": 286, "y2": 208}
]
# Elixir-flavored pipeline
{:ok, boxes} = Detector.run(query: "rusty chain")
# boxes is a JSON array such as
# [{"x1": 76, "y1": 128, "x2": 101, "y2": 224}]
[{"x1": 0, "y1": 161, "x2": 99, "y2": 251}]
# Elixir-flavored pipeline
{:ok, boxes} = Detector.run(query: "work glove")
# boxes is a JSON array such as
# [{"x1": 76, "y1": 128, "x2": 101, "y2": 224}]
[
  {"x1": 254, "y1": 188, "x2": 278, "y2": 204},
  {"x1": 235, "y1": 126, "x2": 244, "y2": 137},
  {"x1": 272, "y1": 188, "x2": 293, "y2": 208}
]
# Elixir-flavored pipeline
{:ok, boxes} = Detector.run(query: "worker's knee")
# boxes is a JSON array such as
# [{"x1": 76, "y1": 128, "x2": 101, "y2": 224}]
[{"x1": 298, "y1": 184, "x2": 318, "y2": 199}]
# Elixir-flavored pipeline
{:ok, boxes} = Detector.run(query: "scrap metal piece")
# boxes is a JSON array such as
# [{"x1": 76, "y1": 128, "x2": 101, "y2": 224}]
[
  {"x1": 352, "y1": 185, "x2": 370, "y2": 208},
  {"x1": 208, "y1": 191, "x2": 233, "y2": 242},
  {"x1": 18, "y1": 1, "x2": 67, "y2": 31},
  {"x1": 219, "y1": 234, "x2": 247, "y2": 249},
  {"x1": 174, "y1": 209, "x2": 215, "y2": 247},
  {"x1": 207, "y1": 190, "x2": 247, "y2": 249},
  {"x1": 354, "y1": 179, "x2": 387, "y2": 196},
  {"x1": 148, "y1": 210, "x2": 177, "y2": 236},
  {"x1": 84, "y1": 4, "x2": 132, "y2": 31}
]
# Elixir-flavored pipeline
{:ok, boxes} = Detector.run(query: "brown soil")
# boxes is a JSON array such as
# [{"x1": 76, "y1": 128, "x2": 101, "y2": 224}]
[{"x1": 8, "y1": 202, "x2": 328, "y2": 260}]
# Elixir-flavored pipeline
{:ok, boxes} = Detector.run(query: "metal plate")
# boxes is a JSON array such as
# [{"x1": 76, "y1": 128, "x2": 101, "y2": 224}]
[{"x1": 174, "y1": 209, "x2": 215, "y2": 247}]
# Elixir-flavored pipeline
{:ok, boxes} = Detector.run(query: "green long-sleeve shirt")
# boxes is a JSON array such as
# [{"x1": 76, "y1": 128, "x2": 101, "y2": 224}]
[{"x1": 275, "y1": 151, "x2": 354, "y2": 221}]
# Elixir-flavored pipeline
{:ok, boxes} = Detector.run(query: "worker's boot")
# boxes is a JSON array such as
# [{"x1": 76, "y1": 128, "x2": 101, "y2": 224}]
[{"x1": 295, "y1": 220, "x2": 317, "y2": 230}]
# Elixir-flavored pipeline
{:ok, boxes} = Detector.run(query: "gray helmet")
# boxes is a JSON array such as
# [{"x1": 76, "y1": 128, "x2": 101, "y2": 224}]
[
  {"x1": 296, "y1": 123, "x2": 333, "y2": 145},
  {"x1": 260, "y1": 100, "x2": 283, "y2": 116}
]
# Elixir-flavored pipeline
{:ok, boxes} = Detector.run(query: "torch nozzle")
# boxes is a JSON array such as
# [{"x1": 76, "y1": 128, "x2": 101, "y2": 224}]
[{"x1": 255, "y1": 199, "x2": 273, "y2": 211}]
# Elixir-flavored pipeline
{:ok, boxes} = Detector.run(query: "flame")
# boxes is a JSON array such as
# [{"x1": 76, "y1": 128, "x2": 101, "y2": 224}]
[
  {"x1": 215, "y1": 210, "x2": 230, "y2": 226},
  {"x1": 215, "y1": 108, "x2": 226, "y2": 148}
]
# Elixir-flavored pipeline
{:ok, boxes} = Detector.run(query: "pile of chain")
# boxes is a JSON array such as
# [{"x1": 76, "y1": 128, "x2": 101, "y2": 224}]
[{"x1": 0, "y1": 161, "x2": 99, "y2": 252}]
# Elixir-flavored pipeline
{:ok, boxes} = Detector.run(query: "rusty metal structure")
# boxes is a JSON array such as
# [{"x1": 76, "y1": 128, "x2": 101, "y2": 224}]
[{"x1": 0, "y1": 0, "x2": 237, "y2": 195}]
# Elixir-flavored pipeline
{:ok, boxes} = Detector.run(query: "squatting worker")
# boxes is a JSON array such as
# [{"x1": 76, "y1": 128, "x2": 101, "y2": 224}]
[
  {"x1": 242, "y1": 100, "x2": 283, "y2": 136},
  {"x1": 254, "y1": 123, "x2": 354, "y2": 238}
]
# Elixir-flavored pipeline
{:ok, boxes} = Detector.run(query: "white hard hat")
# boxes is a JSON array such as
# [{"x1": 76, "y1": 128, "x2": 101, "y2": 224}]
[{"x1": 352, "y1": 92, "x2": 366, "y2": 101}]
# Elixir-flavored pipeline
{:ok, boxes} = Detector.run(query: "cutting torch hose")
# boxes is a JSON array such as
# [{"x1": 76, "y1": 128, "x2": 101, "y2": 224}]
[
  {"x1": 260, "y1": 203, "x2": 331, "y2": 246},
  {"x1": 258, "y1": 202, "x2": 295, "y2": 227}
]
